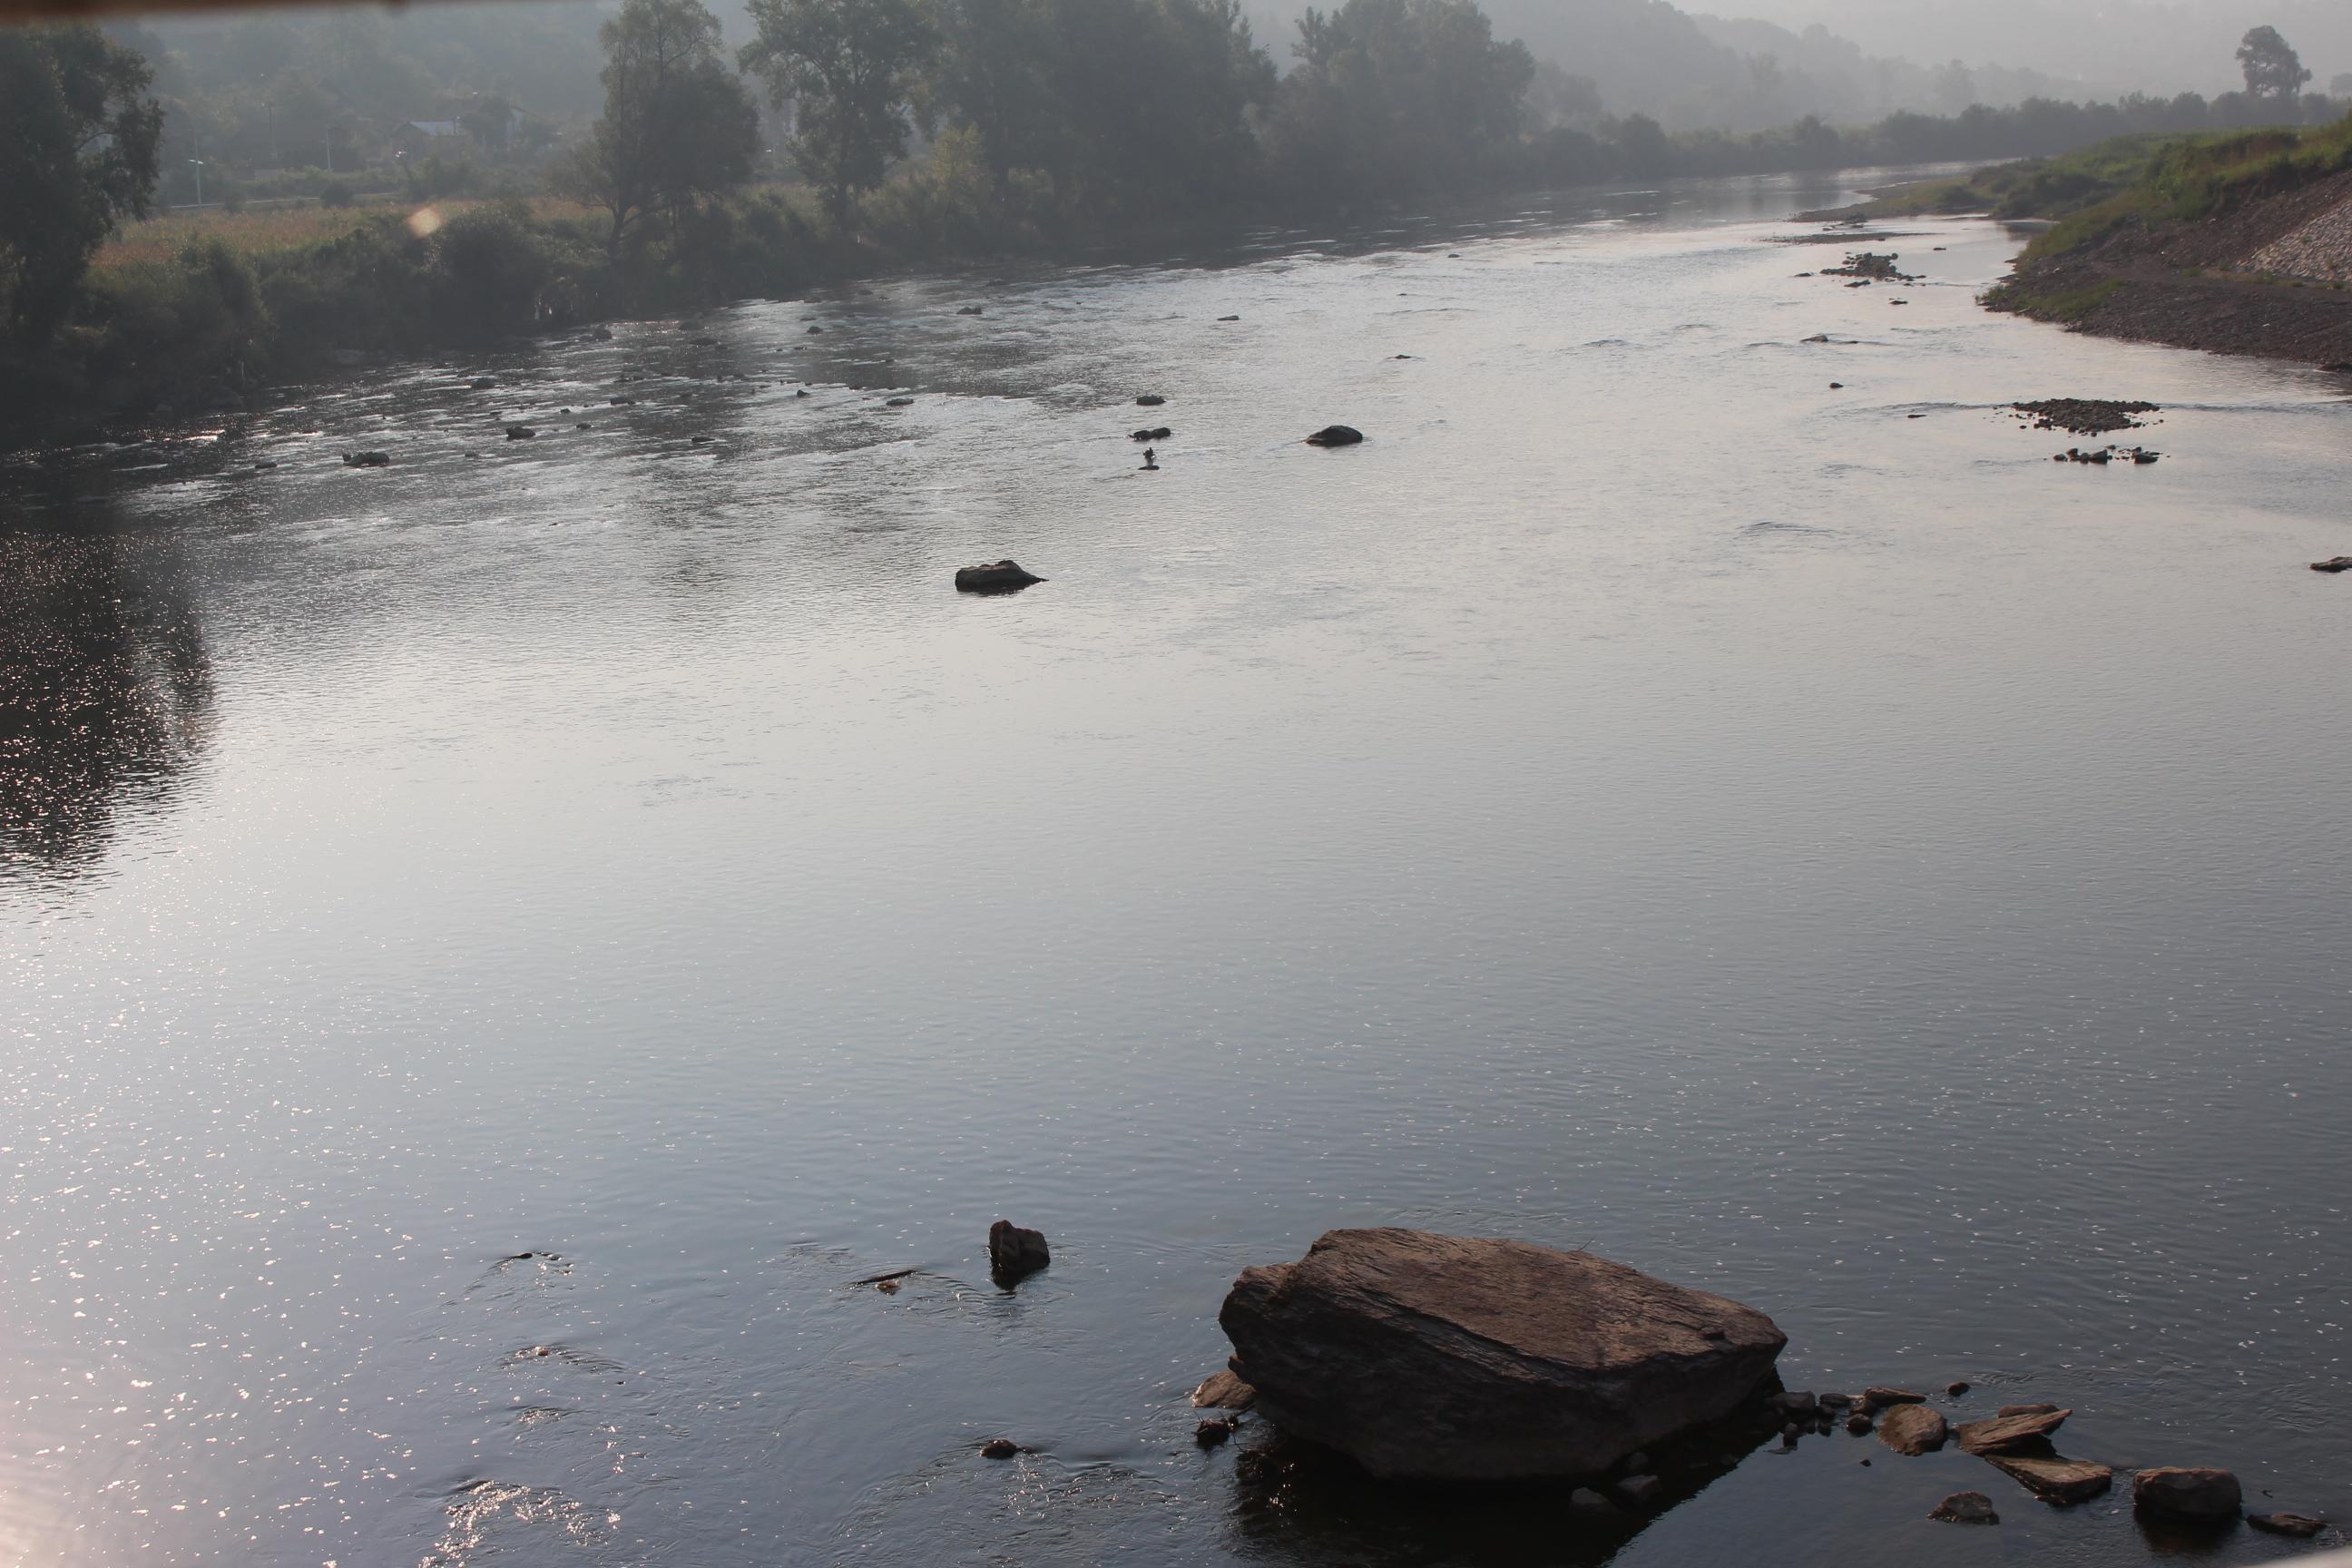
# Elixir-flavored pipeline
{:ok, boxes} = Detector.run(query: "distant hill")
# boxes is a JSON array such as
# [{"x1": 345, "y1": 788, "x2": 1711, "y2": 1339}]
[
  {"x1": 1719, "y1": 0, "x2": 2351, "y2": 100},
  {"x1": 1241, "y1": 0, "x2": 2097, "y2": 131}
]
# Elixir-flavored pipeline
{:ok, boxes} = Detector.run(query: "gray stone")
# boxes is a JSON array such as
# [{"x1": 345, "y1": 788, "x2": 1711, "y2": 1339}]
[
  {"x1": 1305, "y1": 425, "x2": 1365, "y2": 446},
  {"x1": 955, "y1": 561, "x2": 1045, "y2": 594},
  {"x1": 1616, "y1": 1475, "x2": 1664, "y2": 1507},
  {"x1": 1217, "y1": 1228, "x2": 1786, "y2": 1481}
]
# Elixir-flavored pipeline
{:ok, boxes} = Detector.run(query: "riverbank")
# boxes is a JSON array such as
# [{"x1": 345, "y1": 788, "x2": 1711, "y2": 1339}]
[{"x1": 1963, "y1": 120, "x2": 2352, "y2": 366}]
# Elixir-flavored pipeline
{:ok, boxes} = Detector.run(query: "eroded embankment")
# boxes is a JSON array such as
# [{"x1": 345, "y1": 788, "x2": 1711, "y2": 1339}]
[{"x1": 1986, "y1": 154, "x2": 2352, "y2": 368}]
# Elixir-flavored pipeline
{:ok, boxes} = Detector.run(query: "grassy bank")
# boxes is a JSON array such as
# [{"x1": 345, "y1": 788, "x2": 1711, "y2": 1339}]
[{"x1": 1965, "y1": 114, "x2": 2352, "y2": 365}]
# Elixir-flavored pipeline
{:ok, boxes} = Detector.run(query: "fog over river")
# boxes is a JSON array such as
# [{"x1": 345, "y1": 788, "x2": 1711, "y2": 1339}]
[{"x1": 4, "y1": 171, "x2": 2348, "y2": 1568}]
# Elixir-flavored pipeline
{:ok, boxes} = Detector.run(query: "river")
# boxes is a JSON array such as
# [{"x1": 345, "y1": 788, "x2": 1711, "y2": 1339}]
[{"x1": 4, "y1": 171, "x2": 2348, "y2": 1567}]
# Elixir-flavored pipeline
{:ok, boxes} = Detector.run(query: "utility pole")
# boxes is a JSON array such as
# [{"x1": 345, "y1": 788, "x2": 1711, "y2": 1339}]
[{"x1": 190, "y1": 157, "x2": 205, "y2": 205}]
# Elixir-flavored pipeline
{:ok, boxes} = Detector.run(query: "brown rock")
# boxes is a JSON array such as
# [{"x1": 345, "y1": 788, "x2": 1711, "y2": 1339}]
[
  {"x1": 2248, "y1": 1513, "x2": 2326, "y2": 1538},
  {"x1": 1876, "y1": 1404, "x2": 1947, "y2": 1455},
  {"x1": 1997, "y1": 1403, "x2": 2060, "y2": 1417},
  {"x1": 2311, "y1": 556, "x2": 2352, "y2": 573},
  {"x1": 1862, "y1": 1386, "x2": 1926, "y2": 1412},
  {"x1": 1845, "y1": 1412, "x2": 1874, "y2": 1435},
  {"x1": 2132, "y1": 1466, "x2": 2241, "y2": 1524},
  {"x1": 1216, "y1": 1228, "x2": 1787, "y2": 1480},
  {"x1": 1192, "y1": 1369, "x2": 1256, "y2": 1410},
  {"x1": 1946, "y1": 1381, "x2": 1971, "y2": 1396},
  {"x1": 1194, "y1": 1417, "x2": 1236, "y2": 1447},
  {"x1": 1955, "y1": 1407, "x2": 2071, "y2": 1455},
  {"x1": 1984, "y1": 1454, "x2": 2112, "y2": 1505},
  {"x1": 1931, "y1": 1491, "x2": 1999, "y2": 1524},
  {"x1": 980, "y1": 1437, "x2": 1020, "y2": 1459}
]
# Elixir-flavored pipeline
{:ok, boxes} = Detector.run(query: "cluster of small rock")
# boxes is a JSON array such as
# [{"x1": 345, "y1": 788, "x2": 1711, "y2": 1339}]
[{"x1": 2053, "y1": 444, "x2": 2160, "y2": 465}]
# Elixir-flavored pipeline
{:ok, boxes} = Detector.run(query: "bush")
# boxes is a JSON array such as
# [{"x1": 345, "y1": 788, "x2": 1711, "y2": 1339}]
[{"x1": 319, "y1": 180, "x2": 355, "y2": 209}]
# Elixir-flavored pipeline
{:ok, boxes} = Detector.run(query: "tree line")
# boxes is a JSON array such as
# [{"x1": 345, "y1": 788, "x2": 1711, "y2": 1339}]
[{"x1": 2, "y1": 0, "x2": 2344, "y2": 446}]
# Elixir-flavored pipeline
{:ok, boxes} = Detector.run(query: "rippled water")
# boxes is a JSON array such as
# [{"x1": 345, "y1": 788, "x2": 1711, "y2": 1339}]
[{"x1": 5, "y1": 172, "x2": 2350, "y2": 1568}]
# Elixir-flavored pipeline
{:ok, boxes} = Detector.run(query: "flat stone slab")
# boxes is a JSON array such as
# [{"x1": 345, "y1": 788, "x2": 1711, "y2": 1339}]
[
  {"x1": 1876, "y1": 1404, "x2": 1948, "y2": 1455},
  {"x1": 1955, "y1": 1407, "x2": 2071, "y2": 1455},
  {"x1": 1984, "y1": 1454, "x2": 2113, "y2": 1504},
  {"x1": 1219, "y1": 1228, "x2": 1786, "y2": 1480}
]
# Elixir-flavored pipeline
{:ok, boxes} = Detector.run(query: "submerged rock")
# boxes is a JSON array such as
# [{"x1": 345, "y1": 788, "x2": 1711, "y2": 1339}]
[
  {"x1": 1955, "y1": 1407, "x2": 2070, "y2": 1455},
  {"x1": 2249, "y1": 1512, "x2": 2327, "y2": 1538},
  {"x1": 1195, "y1": 1416, "x2": 1238, "y2": 1448},
  {"x1": 1135, "y1": 394, "x2": 1167, "y2": 407},
  {"x1": 980, "y1": 1437, "x2": 1021, "y2": 1459},
  {"x1": 1305, "y1": 425, "x2": 1365, "y2": 447},
  {"x1": 2132, "y1": 1467, "x2": 2241, "y2": 1524},
  {"x1": 342, "y1": 450, "x2": 391, "y2": 467},
  {"x1": 1876, "y1": 1405, "x2": 1946, "y2": 1455},
  {"x1": 987, "y1": 1220, "x2": 1051, "y2": 1283},
  {"x1": 1931, "y1": 1491, "x2": 1999, "y2": 1524},
  {"x1": 1216, "y1": 1228, "x2": 1786, "y2": 1481},
  {"x1": 505, "y1": 425, "x2": 535, "y2": 440},
  {"x1": 1985, "y1": 1455, "x2": 2112, "y2": 1505}
]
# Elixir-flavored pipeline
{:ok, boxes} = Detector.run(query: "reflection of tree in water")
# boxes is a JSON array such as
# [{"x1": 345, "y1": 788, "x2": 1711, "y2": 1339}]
[{"x1": 0, "y1": 529, "x2": 213, "y2": 877}]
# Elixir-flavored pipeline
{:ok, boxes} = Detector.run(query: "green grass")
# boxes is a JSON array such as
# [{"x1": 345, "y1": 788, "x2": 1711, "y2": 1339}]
[
  {"x1": 2019, "y1": 115, "x2": 2352, "y2": 263},
  {"x1": 1983, "y1": 275, "x2": 2128, "y2": 322}
]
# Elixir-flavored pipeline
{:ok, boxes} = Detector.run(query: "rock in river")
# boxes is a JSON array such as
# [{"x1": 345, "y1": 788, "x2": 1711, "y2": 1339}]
[
  {"x1": 955, "y1": 561, "x2": 1044, "y2": 594},
  {"x1": 1305, "y1": 425, "x2": 1365, "y2": 446},
  {"x1": 1876, "y1": 1405, "x2": 1947, "y2": 1455},
  {"x1": 2249, "y1": 1512, "x2": 2327, "y2": 1538},
  {"x1": 1984, "y1": 1455, "x2": 2112, "y2": 1505},
  {"x1": 1955, "y1": 1407, "x2": 2070, "y2": 1455},
  {"x1": 1215, "y1": 1228, "x2": 1787, "y2": 1481},
  {"x1": 1997, "y1": 1403, "x2": 2060, "y2": 1417},
  {"x1": 1931, "y1": 1491, "x2": 1999, "y2": 1524},
  {"x1": 2311, "y1": 556, "x2": 2352, "y2": 573},
  {"x1": 2132, "y1": 1467, "x2": 2241, "y2": 1524},
  {"x1": 1192, "y1": 1369, "x2": 1257, "y2": 1410},
  {"x1": 987, "y1": 1220, "x2": 1051, "y2": 1284},
  {"x1": 1861, "y1": 1387, "x2": 1926, "y2": 1412}
]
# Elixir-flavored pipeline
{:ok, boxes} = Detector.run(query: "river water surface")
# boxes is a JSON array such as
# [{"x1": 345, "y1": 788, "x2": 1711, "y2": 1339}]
[{"x1": 5, "y1": 173, "x2": 2349, "y2": 1568}]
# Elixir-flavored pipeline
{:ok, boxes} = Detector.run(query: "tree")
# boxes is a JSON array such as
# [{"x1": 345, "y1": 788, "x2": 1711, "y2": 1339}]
[
  {"x1": 1268, "y1": 0, "x2": 1535, "y2": 202},
  {"x1": 2237, "y1": 26, "x2": 2310, "y2": 101},
  {"x1": 740, "y1": 0, "x2": 937, "y2": 230},
  {"x1": 0, "y1": 25, "x2": 162, "y2": 347},
  {"x1": 563, "y1": 0, "x2": 759, "y2": 260}
]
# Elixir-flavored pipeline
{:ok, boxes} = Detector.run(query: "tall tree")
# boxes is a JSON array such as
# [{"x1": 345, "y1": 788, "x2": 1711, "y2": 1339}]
[
  {"x1": 1269, "y1": 0, "x2": 1534, "y2": 202},
  {"x1": 0, "y1": 26, "x2": 162, "y2": 347},
  {"x1": 2236, "y1": 26, "x2": 2310, "y2": 102},
  {"x1": 740, "y1": 0, "x2": 938, "y2": 229},
  {"x1": 564, "y1": 0, "x2": 759, "y2": 260}
]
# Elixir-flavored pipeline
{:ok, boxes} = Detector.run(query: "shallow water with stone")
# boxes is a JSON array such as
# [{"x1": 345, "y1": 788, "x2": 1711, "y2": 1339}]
[{"x1": 5, "y1": 172, "x2": 2349, "y2": 1567}]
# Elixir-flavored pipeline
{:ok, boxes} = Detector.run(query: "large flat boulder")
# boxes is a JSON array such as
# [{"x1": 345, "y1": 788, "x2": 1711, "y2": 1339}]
[
  {"x1": 1984, "y1": 1454, "x2": 2112, "y2": 1504},
  {"x1": 1217, "y1": 1228, "x2": 1786, "y2": 1481},
  {"x1": 1955, "y1": 1407, "x2": 2071, "y2": 1455}
]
